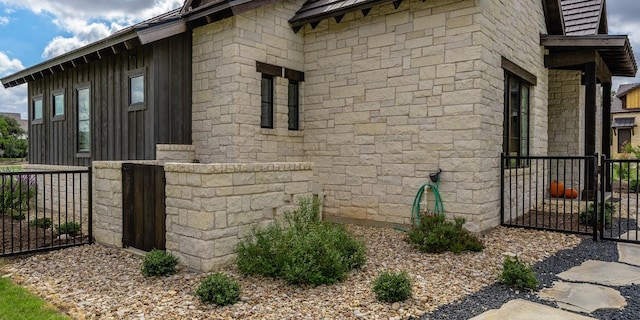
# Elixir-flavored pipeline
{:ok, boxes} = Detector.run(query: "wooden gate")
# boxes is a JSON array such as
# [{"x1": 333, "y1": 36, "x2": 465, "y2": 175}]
[{"x1": 122, "y1": 163, "x2": 166, "y2": 251}]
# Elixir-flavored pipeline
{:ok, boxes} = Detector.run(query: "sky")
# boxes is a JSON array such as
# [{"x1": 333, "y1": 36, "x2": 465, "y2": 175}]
[{"x1": 0, "y1": 0, "x2": 639, "y2": 119}]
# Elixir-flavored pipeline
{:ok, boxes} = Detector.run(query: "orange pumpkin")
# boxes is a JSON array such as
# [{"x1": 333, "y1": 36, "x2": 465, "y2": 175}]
[
  {"x1": 550, "y1": 180, "x2": 565, "y2": 197},
  {"x1": 564, "y1": 188, "x2": 579, "y2": 199}
]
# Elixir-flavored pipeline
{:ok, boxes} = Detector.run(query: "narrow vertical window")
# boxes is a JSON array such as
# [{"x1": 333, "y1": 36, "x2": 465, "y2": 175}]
[
  {"x1": 77, "y1": 87, "x2": 90, "y2": 153},
  {"x1": 129, "y1": 74, "x2": 144, "y2": 106},
  {"x1": 261, "y1": 74, "x2": 274, "y2": 128},
  {"x1": 53, "y1": 92, "x2": 65, "y2": 119},
  {"x1": 503, "y1": 72, "x2": 530, "y2": 167},
  {"x1": 32, "y1": 97, "x2": 43, "y2": 123},
  {"x1": 618, "y1": 128, "x2": 631, "y2": 153},
  {"x1": 288, "y1": 80, "x2": 299, "y2": 130}
]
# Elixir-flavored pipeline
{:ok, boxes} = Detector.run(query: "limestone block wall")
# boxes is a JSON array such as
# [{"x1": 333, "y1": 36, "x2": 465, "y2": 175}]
[
  {"x1": 548, "y1": 70, "x2": 584, "y2": 157},
  {"x1": 21, "y1": 164, "x2": 90, "y2": 232},
  {"x1": 191, "y1": 0, "x2": 305, "y2": 164},
  {"x1": 502, "y1": 167, "x2": 545, "y2": 222},
  {"x1": 301, "y1": 0, "x2": 548, "y2": 231},
  {"x1": 156, "y1": 144, "x2": 196, "y2": 164},
  {"x1": 92, "y1": 161, "x2": 157, "y2": 247},
  {"x1": 164, "y1": 162, "x2": 316, "y2": 271}
]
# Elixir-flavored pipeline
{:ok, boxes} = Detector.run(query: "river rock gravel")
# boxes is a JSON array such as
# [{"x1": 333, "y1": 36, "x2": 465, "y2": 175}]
[{"x1": 1, "y1": 225, "x2": 581, "y2": 319}]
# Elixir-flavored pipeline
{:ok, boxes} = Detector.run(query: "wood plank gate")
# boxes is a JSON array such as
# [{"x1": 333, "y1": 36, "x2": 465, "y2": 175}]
[{"x1": 122, "y1": 163, "x2": 166, "y2": 251}]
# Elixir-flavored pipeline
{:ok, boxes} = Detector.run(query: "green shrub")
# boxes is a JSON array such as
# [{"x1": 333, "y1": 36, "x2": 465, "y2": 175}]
[
  {"x1": 236, "y1": 196, "x2": 366, "y2": 286},
  {"x1": 141, "y1": 249, "x2": 179, "y2": 277},
  {"x1": 29, "y1": 217, "x2": 53, "y2": 229},
  {"x1": 579, "y1": 202, "x2": 615, "y2": 227},
  {"x1": 56, "y1": 222, "x2": 81, "y2": 236},
  {"x1": 499, "y1": 255, "x2": 539, "y2": 290},
  {"x1": 196, "y1": 273, "x2": 241, "y2": 306},
  {"x1": 10, "y1": 212, "x2": 24, "y2": 220},
  {"x1": 372, "y1": 271, "x2": 412, "y2": 303},
  {"x1": 0, "y1": 174, "x2": 36, "y2": 215},
  {"x1": 407, "y1": 214, "x2": 484, "y2": 254},
  {"x1": 630, "y1": 179, "x2": 640, "y2": 193}
]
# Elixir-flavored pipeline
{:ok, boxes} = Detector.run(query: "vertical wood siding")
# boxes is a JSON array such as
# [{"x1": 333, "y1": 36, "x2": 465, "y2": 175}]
[{"x1": 27, "y1": 33, "x2": 192, "y2": 166}]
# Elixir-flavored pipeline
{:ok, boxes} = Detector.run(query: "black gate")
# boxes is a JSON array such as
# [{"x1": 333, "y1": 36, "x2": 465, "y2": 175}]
[
  {"x1": 1, "y1": 168, "x2": 92, "y2": 257},
  {"x1": 122, "y1": 163, "x2": 166, "y2": 251},
  {"x1": 600, "y1": 157, "x2": 640, "y2": 243}
]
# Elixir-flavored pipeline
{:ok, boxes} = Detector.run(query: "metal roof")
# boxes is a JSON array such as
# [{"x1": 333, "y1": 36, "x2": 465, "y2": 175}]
[
  {"x1": 561, "y1": 0, "x2": 607, "y2": 36},
  {"x1": 612, "y1": 117, "x2": 636, "y2": 128}
]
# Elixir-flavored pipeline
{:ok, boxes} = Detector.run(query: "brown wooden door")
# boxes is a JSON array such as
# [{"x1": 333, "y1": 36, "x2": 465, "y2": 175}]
[{"x1": 122, "y1": 163, "x2": 166, "y2": 251}]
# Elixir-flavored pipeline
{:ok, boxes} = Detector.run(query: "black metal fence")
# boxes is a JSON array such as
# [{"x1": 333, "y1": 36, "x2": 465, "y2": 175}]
[
  {"x1": 600, "y1": 157, "x2": 640, "y2": 243},
  {"x1": 1, "y1": 168, "x2": 92, "y2": 257},
  {"x1": 501, "y1": 154, "x2": 598, "y2": 239}
]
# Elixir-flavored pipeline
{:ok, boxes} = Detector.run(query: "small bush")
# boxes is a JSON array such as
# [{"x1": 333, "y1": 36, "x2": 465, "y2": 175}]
[
  {"x1": 236, "y1": 196, "x2": 366, "y2": 286},
  {"x1": 141, "y1": 249, "x2": 179, "y2": 277},
  {"x1": 499, "y1": 255, "x2": 539, "y2": 290},
  {"x1": 10, "y1": 212, "x2": 24, "y2": 220},
  {"x1": 0, "y1": 174, "x2": 36, "y2": 215},
  {"x1": 29, "y1": 217, "x2": 53, "y2": 229},
  {"x1": 630, "y1": 179, "x2": 640, "y2": 193},
  {"x1": 579, "y1": 202, "x2": 615, "y2": 227},
  {"x1": 196, "y1": 273, "x2": 241, "y2": 306},
  {"x1": 56, "y1": 222, "x2": 81, "y2": 236},
  {"x1": 407, "y1": 214, "x2": 484, "y2": 254},
  {"x1": 372, "y1": 271, "x2": 412, "y2": 303}
]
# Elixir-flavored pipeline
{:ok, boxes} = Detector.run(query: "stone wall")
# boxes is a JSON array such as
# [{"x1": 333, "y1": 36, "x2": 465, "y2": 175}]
[
  {"x1": 156, "y1": 144, "x2": 196, "y2": 164},
  {"x1": 191, "y1": 0, "x2": 306, "y2": 164},
  {"x1": 164, "y1": 162, "x2": 316, "y2": 271},
  {"x1": 21, "y1": 164, "x2": 90, "y2": 232},
  {"x1": 300, "y1": 0, "x2": 548, "y2": 231}
]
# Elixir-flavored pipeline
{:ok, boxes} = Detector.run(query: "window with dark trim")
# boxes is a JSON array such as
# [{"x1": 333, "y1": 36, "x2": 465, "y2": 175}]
[
  {"x1": 53, "y1": 90, "x2": 65, "y2": 120},
  {"x1": 261, "y1": 74, "x2": 274, "y2": 128},
  {"x1": 32, "y1": 96, "x2": 43, "y2": 124},
  {"x1": 618, "y1": 128, "x2": 632, "y2": 153},
  {"x1": 288, "y1": 80, "x2": 299, "y2": 130},
  {"x1": 128, "y1": 68, "x2": 145, "y2": 111},
  {"x1": 503, "y1": 72, "x2": 530, "y2": 165},
  {"x1": 77, "y1": 86, "x2": 91, "y2": 153},
  {"x1": 622, "y1": 96, "x2": 627, "y2": 109}
]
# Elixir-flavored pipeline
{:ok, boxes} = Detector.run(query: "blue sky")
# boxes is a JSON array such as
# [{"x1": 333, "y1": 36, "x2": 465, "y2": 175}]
[{"x1": 1, "y1": 0, "x2": 639, "y2": 119}]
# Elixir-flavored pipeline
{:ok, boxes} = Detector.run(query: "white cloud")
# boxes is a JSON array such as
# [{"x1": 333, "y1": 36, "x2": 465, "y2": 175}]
[
  {"x1": 0, "y1": 0, "x2": 183, "y2": 58},
  {"x1": 0, "y1": 52, "x2": 28, "y2": 118},
  {"x1": 0, "y1": 16, "x2": 8, "y2": 25}
]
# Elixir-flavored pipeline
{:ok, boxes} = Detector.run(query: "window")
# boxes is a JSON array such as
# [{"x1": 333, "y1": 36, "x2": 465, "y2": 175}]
[
  {"x1": 261, "y1": 74, "x2": 274, "y2": 128},
  {"x1": 503, "y1": 72, "x2": 530, "y2": 164},
  {"x1": 77, "y1": 87, "x2": 90, "y2": 153},
  {"x1": 288, "y1": 80, "x2": 299, "y2": 130},
  {"x1": 32, "y1": 97, "x2": 43, "y2": 123},
  {"x1": 128, "y1": 68, "x2": 145, "y2": 111},
  {"x1": 618, "y1": 128, "x2": 632, "y2": 153},
  {"x1": 622, "y1": 96, "x2": 627, "y2": 109},
  {"x1": 53, "y1": 91, "x2": 65, "y2": 119}
]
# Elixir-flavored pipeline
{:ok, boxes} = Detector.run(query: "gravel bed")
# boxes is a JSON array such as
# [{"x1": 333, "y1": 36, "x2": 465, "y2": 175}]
[
  {"x1": 0, "y1": 225, "x2": 581, "y2": 319},
  {"x1": 420, "y1": 234, "x2": 640, "y2": 320}
]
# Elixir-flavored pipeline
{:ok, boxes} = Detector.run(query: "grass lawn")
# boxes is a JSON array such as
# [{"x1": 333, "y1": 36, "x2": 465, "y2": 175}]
[{"x1": 0, "y1": 275, "x2": 70, "y2": 320}]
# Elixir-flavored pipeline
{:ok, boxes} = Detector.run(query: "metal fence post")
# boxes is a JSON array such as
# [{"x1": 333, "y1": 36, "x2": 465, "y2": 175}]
[{"x1": 88, "y1": 166, "x2": 93, "y2": 245}]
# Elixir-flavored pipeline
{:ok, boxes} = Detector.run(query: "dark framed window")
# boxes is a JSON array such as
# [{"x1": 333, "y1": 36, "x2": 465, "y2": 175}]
[
  {"x1": 261, "y1": 74, "x2": 274, "y2": 128},
  {"x1": 77, "y1": 86, "x2": 91, "y2": 153},
  {"x1": 128, "y1": 68, "x2": 145, "y2": 111},
  {"x1": 618, "y1": 128, "x2": 632, "y2": 153},
  {"x1": 503, "y1": 72, "x2": 530, "y2": 166},
  {"x1": 32, "y1": 96, "x2": 43, "y2": 124},
  {"x1": 53, "y1": 90, "x2": 65, "y2": 120},
  {"x1": 288, "y1": 80, "x2": 299, "y2": 130},
  {"x1": 622, "y1": 96, "x2": 627, "y2": 109}
]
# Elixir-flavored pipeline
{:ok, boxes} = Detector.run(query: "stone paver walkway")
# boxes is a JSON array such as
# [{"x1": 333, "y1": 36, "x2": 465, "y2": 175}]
[{"x1": 472, "y1": 233, "x2": 640, "y2": 319}]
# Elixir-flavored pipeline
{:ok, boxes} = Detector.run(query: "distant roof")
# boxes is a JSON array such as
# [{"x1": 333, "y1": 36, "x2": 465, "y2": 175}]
[
  {"x1": 612, "y1": 117, "x2": 636, "y2": 128},
  {"x1": 561, "y1": 0, "x2": 607, "y2": 36},
  {"x1": 612, "y1": 83, "x2": 640, "y2": 113},
  {"x1": 616, "y1": 83, "x2": 640, "y2": 98}
]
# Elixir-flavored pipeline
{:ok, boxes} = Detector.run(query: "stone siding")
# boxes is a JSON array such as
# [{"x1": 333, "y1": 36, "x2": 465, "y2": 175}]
[
  {"x1": 156, "y1": 144, "x2": 196, "y2": 164},
  {"x1": 300, "y1": 0, "x2": 548, "y2": 231},
  {"x1": 191, "y1": 0, "x2": 305, "y2": 164},
  {"x1": 164, "y1": 162, "x2": 316, "y2": 271}
]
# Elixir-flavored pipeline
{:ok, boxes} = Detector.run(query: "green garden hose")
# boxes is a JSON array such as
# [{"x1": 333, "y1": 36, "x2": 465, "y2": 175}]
[{"x1": 395, "y1": 169, "x2": 444, "y2": 232}]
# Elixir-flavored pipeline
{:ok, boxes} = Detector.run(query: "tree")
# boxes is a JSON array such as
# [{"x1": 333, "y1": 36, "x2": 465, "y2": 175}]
[{"x1": 0, "y1": 115, "x2": 27, "y2": 158}]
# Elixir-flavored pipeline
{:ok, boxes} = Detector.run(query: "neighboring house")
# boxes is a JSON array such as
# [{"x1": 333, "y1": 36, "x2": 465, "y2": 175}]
[
  {"x1": 611, "y1": 83, "x2": 640, "y2": 158},
  {"x1": 1, "y1": 0, "x2": 637, "y2": 232}
]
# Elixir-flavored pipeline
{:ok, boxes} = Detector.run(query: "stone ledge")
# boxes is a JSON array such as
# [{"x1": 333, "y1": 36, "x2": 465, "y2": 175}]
[{"x1": 164, "y1": 162, "x2": 314, "y2": 174}]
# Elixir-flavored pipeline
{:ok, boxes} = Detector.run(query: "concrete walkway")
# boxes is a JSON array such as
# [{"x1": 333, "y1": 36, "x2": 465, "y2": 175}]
[{"x1": 471, "y1": 232, "x2": 640, "y2": 319}]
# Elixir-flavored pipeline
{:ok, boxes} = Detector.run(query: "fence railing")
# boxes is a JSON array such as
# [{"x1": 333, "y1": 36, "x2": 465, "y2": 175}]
[
  {"x1": 501, "y1": 154, "x2": 598, "y2": 239},
  {"x1": 600, "y1": 157, "x2": 640, "y2": 242},
  {"x1": 1, "y1": 168, "x2": 92, "y2": 257}
]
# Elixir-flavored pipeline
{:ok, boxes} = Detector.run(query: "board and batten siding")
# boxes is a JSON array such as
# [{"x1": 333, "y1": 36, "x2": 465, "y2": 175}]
[{"x1": 27, "y1": 33, "x2": 192, "y2": 166}]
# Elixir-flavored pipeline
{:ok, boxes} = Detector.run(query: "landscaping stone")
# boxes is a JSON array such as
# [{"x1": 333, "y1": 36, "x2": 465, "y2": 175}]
[
  {"x1": 557, "y1": 260, "x2": 640, "y2": 286},
  {"x1": 538, "y1": 281, "x2": 627, "y2": 313},
  {"x1": 469, "y1": 299, "x2": 597, "y2": 320}
]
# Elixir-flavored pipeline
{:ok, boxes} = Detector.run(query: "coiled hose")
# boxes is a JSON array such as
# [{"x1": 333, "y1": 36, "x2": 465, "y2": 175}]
[{"x1": 410, "y1": 180, "x2": 444, "y2": 226}]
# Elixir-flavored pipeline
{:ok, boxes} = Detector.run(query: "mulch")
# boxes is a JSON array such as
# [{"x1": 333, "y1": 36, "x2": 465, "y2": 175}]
[{"x1": 1, "y1": 215, "x2": 88, "y2": 255}]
